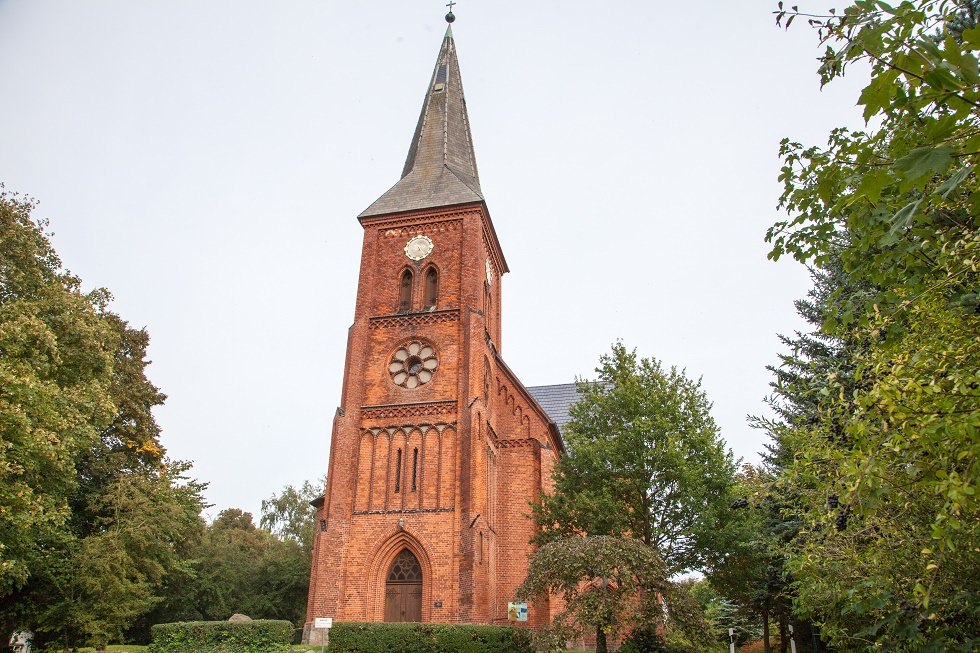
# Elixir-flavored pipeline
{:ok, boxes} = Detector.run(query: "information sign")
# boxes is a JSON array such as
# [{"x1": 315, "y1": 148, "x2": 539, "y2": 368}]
[{"x1": 506, "y1": 602, "x2": 528, "y2": 622}]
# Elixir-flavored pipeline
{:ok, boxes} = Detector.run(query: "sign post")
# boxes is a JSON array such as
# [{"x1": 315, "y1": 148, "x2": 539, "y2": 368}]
[
  {"x1": 729, "y1": 628, "x2": 736, "y2": 653},
  {"x1": 788, "y1": 624, "x2": 797, "y2": 653},
  {"x1": 313, "y1": 617, "x2": 333, "y2": 653}
]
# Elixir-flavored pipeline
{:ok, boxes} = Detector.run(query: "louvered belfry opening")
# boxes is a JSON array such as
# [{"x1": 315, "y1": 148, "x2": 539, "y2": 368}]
[{"x1": 384, "y1": 549, "x2": 423, "y2": 622}]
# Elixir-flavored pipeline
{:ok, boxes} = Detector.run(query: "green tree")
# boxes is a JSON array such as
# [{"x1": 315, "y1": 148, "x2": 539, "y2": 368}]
[
  {"x1": 0, "y1": 187, "x2": 116, "y2": 599},
  {"x1": 260, "y1": 479, "x2": 324, "y2": 556},
  {"x1": 517, "y1": 536, "x2": 713, "y2": 653},
  {"x1": 685, "y1": 578, "x2": 760, "y2": 647},
  {"x1": 533, "y1": 343, "x2": 739, "y2": 576},
  {"x1": 24, "y1": 463, "x2": 204, "y2": 647},
  {"x1": 140, "y1": 507, "x2": 310, "y2": 634},
  {"x1": 768, "y1": 2, "x2": 980, "y2": 649},
  {"x1": 0, "y1": 188, "x2": 206, "y2": 648}
]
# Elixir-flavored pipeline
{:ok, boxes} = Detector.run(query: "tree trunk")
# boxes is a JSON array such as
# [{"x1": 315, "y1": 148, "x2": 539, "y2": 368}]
[
  {"x1": 779, "y1": 613, "x2": 788, "y2": 653},
  {"x1": 596, "y1": 624, "x2": 608, "y2": 653},
  {"x1": 762, "y1": 604, "x2": 771, "y2": 653}
]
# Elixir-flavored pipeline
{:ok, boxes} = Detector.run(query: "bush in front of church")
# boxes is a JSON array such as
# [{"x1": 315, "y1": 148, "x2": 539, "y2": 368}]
[
  {"x1": 326, "y1": 622, "x2": 533, "y2": 653},
  {"x1": 149, "y1": 619, "x2": 294, "y2": 653}
]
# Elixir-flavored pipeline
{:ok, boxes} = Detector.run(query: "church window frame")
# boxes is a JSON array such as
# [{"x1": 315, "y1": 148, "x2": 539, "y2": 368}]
[
  {"x1": 422, "y1": 265, "x2": 439, "y2": 311},
  {"x1": 411, "y1": 448, "x2": 418, "y2": 492},
  {"x1": 389, "y1": 340, "x2": 439, "y2": 389},
  {"x1": 484, "y1": 280, "x2": 493, "y2": 337},
  {"x1": 398, "y1": 268, "x2": 414, "y2": 313},
  {"x1": 394, "y1": 448, "x2": 402, "y2": 493}
]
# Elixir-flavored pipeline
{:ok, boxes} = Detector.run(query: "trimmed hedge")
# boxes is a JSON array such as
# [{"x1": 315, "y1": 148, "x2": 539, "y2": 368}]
[
  {"x1": 326, "y1": 622, "x2": 533, "y2": 653},
  {"x1": 149, "y1": 620, "x2": 294, "y2": 653}
]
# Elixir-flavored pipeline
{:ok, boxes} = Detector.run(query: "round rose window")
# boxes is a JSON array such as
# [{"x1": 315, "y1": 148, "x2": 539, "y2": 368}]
[{"x1": 389, "y1": 341, "x2": 438, "y2": 389}]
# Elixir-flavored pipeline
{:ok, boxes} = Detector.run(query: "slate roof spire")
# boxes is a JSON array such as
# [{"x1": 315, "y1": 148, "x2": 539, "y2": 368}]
[{"x1": 359, "y1": 24, "x2": 484, "y2": 218}]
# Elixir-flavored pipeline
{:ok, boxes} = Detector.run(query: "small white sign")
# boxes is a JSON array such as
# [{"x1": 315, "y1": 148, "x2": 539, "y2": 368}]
[{"x1": 314, "y1": 617, "x2": 333, "y2": 629}]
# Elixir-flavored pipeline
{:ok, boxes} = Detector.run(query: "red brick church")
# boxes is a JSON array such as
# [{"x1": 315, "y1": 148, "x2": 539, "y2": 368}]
[{"x1": 303, "y1": 22, "x2": 578, "y2": 640}]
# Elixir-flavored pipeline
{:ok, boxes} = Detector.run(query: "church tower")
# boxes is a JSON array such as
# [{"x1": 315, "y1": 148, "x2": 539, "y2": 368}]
[{"x1": 305, "y1": 22, "x2": 565, "y2": 637}]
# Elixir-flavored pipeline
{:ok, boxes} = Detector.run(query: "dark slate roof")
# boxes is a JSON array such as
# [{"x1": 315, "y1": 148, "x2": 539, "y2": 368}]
[
  {"x1": 359, "y1": 25, "x2": 483, "y2": 219},
  {"x1": 526, "y1": 383, "x2": 581, "y2": 437}
]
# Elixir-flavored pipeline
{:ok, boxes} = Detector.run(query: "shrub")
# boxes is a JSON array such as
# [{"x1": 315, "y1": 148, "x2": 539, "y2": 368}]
[
  {"x1": 326, "y1": 622, "x2": 533, "y2": 653},
  {"x1": 620, "y1": 627, "x2": 723, "y2": 653},
  {"x1": 620, "y1": 627, "x2": 667, "y2": 653},
  {"x1": 149, "y1": 620, "x2": 294, "y2": 653}
]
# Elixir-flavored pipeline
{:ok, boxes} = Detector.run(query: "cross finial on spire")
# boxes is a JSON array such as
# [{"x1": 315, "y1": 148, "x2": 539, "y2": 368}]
[{"x1": 445, "y1": 1, "x2": 456, "y2": 23}]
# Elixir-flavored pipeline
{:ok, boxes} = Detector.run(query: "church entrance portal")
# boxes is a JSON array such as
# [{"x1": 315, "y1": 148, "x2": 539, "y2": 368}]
[{"x1": 384, "y1": 549, "x2": 422, "y2": 622}]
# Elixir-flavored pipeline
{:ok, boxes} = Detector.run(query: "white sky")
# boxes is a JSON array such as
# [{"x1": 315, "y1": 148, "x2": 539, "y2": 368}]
[{"x1": 0, "y1": 1, "x2": 867, "y2": 520}]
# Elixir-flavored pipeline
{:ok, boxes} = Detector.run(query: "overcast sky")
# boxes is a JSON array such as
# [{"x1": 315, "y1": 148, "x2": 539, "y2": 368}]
[{"x1": 0, "y1": 1, "x2": 867, "y2": 520}]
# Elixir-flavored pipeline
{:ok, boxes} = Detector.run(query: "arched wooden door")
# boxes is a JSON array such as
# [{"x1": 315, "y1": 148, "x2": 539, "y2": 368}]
[{"x1": 384, "y1": 548, "x2": 423, "y2": 622}]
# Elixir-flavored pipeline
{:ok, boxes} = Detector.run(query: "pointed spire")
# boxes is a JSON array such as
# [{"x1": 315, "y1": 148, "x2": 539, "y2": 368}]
[{"x1": 359, "y1": 26, "x2": 483, "y2": 219}]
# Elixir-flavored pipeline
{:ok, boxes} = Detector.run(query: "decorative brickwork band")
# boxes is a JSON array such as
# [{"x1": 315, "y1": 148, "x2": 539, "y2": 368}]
[
  {"x1": 378, "y1": 217, "x2": 463, "y2": 235},
  {"x1": 353, "y1": 506, "x2": 455, "y2": 515},
  {"x1": 369, "y1": 309, "x2": 460, "y2": 330},
  {"x1": 360, "y1": 422, "x2": 457, "y2": 437},
  {"x1": 360, "y1": 400, "x2": 457, "y2": 420},
  {"x1": 496, "y1": 438, "x2": 541, "y2": 449}
]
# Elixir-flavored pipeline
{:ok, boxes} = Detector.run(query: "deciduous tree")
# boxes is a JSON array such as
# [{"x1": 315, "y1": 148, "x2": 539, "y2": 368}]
[
  {"x1": 517, "y1": 536, "x2": 712, "y2": 653},
  {"x1": 767, "y1": 2, "x2": 980, "y2": 649},
  {"x1": 533, "y1": 343, "x2": 739, "y2": 576},
  {"x1": 0, "y1": 188, "x2": 116, "y2": 599},
  {"x1": 0, "y1": 188, "x2": 206, "y2": 648},
  {"x1": 260, "y1": 479, "x2": 324, "y2": 556}
]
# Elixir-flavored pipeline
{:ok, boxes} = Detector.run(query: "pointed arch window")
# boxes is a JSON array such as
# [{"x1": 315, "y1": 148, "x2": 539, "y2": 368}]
[
  {"x1": 484, "y1": 281, "x2": 492, "y2": 335},
  {"x1": 399, "y1": 270, "x2": 414, "y2": 313},
  {"x1": 423, "y1": 267, "x2": 438, "y2": 310},
  {"x1": 394, "y1": 448, "x2": 402, "y2": 493},
  {"x1": 411, "y1": 448, "x2": 418, "y2": 492}
]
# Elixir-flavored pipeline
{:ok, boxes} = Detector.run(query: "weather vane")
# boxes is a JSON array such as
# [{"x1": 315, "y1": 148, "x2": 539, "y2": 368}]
[{"x1": 445, "y1": 0, "x2": 456, "y2": 23}]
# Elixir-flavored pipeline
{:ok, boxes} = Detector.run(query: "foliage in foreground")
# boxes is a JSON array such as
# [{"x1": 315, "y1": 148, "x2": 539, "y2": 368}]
[
  {"x1": 620, "y1": 626, "x2": 728, "y2": 653},
  {"x1": 517, "y1": 536, "x2": 713, "y2": 653},
  {"x1": 148, "y1": 620, "x2": 293, "y2": 653},
  {"x1": 765, "y1": 1, "x2": 980, "y2": 650},
  {"x1": 325, "y1": 622, "x2": 533, "y2": 653}
]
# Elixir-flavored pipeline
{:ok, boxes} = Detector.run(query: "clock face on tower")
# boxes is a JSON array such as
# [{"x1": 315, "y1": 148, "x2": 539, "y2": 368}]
[{"x1": 404, "y1": 235, "x2": 434, "y2": 261}]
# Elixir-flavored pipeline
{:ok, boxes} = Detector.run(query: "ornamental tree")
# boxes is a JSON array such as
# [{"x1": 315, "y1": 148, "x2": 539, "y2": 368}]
[{"x1": 517, "y1": 536, "x2": 712, "y2": 653}]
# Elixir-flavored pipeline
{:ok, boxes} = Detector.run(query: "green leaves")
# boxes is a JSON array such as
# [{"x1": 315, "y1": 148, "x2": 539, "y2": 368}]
[
  {"x1": 859, "y1": 69, "x2": 900, "y2": 121},
  {"x1": 0, "y1": 189, "x2": 116, "y2": 597},
  {"x1": 770, "y1": 1, "x2": 980, "y2": 649},
  {"x1": 0, "y1": 189, "x2": 207, "y2": 648},
  {"x1": 533, "y1": 343, "x2": 738, "y2": 576},
  {"x1": 960, "y1": 26, "x2": 980, "y2": 49},
  {"x1": 894, "y1": 146, "x2": 955, "y2": 182},
  {"x1": 517, "y1": 536, "x2": 692, "y2": 651}
]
